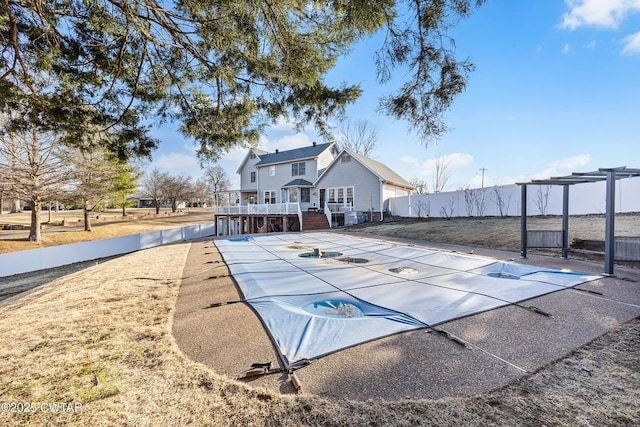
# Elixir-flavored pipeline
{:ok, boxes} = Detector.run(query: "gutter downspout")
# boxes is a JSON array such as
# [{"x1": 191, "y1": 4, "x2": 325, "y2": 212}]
[{"x1": 379, "y1": 178, "x2": 384, "y2": 221}]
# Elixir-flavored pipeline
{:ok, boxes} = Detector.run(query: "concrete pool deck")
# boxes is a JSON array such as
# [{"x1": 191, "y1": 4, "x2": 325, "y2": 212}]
[{"x1": 172, "y1": 231, "x2": 640, "y2": 400}]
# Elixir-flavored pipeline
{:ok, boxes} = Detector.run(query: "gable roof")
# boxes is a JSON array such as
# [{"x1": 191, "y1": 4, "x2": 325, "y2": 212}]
[
  {"x1": 283, "y1": 179, "x2": 314, "y2": 187},
  {"x1": 236, "y1": 148, "x2": 267, "y2": 174},
  {"x1": 255, "y1": 142, "x2": 333, "y2": 167},
  {"x1": 316, "y1": 149, "x2": 414, "y2": 189}
]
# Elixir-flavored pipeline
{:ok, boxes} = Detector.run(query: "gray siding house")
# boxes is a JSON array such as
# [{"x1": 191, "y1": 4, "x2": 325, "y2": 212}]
[
  {"x1": 216, "y1": 142, "x2": 412, "y2": 234},
  {"x1": 314, "y1": 149, "x2": 413, "y2": 222}
]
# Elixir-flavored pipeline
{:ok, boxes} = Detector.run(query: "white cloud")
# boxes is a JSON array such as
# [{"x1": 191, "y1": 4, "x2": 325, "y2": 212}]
[
  {"x1": 258, "y1": 133, "x2": 314, "y2": 153},
  {"x1": 563, "y1": 43, "x2": 572, "y2": 54},
  {"x1": 268, "y1": 117, "x2": 298, "y2": 132},
  {"x1": 400, "y1": 155, "x2": 419, "y2": 164},
  {"x1": 469, "y1": 174, "x2": 489, "y2": 189},
  {"x1": 152, "y1": 152, "x2": 200, "y2": 170},
  {"x1": 622, "y1": 31, "x2": 640, "y2": 54},
  {"x1": 584, "y1": 39, "x2": 598, "y2": 49},
  {"x1": 560, "y1": 0, "x2": 640, "y2": 30},
  {"x1": 418, "y1": 152, "x2": 475, "y2": 177},
  {"x1": 531, "y1": 154, "x2": 592, "y2": 180}
]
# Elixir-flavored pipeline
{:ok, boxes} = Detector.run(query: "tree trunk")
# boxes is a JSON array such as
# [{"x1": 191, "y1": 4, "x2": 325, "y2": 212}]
[
  {"x1": 171, "y1": 199, "x2": 177, "y2": 212},
  {"x1": 29, "y1": 201, "x2": 41, "y2": 242},
  {"x1": 155, "y1": 200, "x2": 160, "y2": 214},
  {"x1": 48, "y1": 202, "x2": 52, "y2": 223},
  {"x1": 84, "y1": 208, "x2": 92, "y2": 231},
  {"x1": 10, "y1": 199, "x2": 21, "y2": 213},
  {"x1": 122, "y1": 205, "x2": 126, "y2": 216}
]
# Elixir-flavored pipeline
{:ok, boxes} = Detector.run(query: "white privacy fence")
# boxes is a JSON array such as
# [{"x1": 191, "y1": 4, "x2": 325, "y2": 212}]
[
  {"x1": 389, "y1": 176, "x2": 640, "y2": 218},
  {"x1": 0, "y1": 223, "x2": 215, "y2": 278}
]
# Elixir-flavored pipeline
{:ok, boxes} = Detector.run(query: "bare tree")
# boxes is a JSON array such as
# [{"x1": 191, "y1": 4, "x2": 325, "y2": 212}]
[
  {"x1": 337, "y1": 119, "x2": 378, "y2": 157},
  {"x1": 204, "y1": 164, "x2": 231, "y2": 206},
  {"x1": 535, "y1": 185, "x2": 551, "y2": 216},
  {"x1": 440, "y1": 196, "x2": 456, "y2": 219},
  {"x1": 492, "y1": 186, "x2": 512, "y2": 217},
  {"x1": 462, "y1": 187, "x2": 475, "y2": 216},
  {"x1": 432, "y1": 156, "x2": 452, "y2": 193},
  {"x1": 410, "y1": 178, "x2": 428, "y2": 194},
  {"x1": 191, "y1": 178, "x2": 211, "y2": 207},
  {"x1": 162, "y1": 175, "x2": 193, "y2": 213},
  {"x1": 62, "y1": 146, "x2": 120, "y2": 232},
  {"x1": 474, "y1": 188, "x2": 487, "y2": 216},
  {"x1": 414, "y1": 196, "x2": 430, "y2": 218},
  {"x1": 0, "y1": 126, "x2": 66, "y2": 241},
  {"x1": 141, "y1": 169, "x2": 169, "y2": 214}
]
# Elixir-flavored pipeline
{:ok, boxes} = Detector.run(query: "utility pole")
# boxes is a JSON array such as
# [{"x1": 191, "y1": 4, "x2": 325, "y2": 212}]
[{"x1": 480, "y1": 167, "x2": 488, "y2": 188}]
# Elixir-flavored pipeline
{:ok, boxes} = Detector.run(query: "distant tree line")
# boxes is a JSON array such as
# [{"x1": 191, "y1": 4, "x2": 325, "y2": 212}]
[{"x1": 0, "y1": 121, "x2": 228, "y2": 242}]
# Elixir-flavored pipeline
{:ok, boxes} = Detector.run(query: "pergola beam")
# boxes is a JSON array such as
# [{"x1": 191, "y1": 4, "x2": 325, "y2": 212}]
[{"x1": 518, "y1": 165, "x2": 640, "y2": 276}]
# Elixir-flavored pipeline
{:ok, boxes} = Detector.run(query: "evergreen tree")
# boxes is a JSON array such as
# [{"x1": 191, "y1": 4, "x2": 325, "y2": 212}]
[{"x1": 1, "y1": 1, "x2": 484, "y2": 159}]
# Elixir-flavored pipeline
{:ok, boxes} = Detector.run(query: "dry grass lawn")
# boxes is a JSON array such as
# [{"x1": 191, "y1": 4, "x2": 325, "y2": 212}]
[
  {"x1": 356, "y1": 214, "x2": 640, "y2": 252},
  {"x1": 0, "y1": 208, "x2": 214, "y2": 254},
  {"x1": 0, "y1": 214, "x2": 638, "y2": 425}
]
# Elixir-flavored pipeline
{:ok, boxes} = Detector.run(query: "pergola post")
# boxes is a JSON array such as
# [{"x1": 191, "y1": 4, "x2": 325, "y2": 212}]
[
  {"x1": 520, "y1": 184, "x2": 527, "y2": 259},
  {"x1": 604, "y1": 170, "x2": 616, "y2": 276},
  {"x1": 562, "y1": 185, "x2": 570, "y2": 259}
]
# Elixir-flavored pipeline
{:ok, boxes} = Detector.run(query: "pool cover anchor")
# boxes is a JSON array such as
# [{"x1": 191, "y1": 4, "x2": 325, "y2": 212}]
[
  {"x1": 237, "y1": 362, "x2": 273, "y2": 379},
  {"x1": 289, "y1": 371, "x2": 303, "y2": 394},
  {"x1": 526, "y1": 306, "x2": 552, "y2": 317}
]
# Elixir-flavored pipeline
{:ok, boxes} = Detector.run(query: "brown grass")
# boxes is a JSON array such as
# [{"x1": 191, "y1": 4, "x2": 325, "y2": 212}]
[
  {"x1": 0, "y1": 208, "x2": 214, "y2": 254},
  {"x1": 0, "y1": 214, "x2": 638, "y2": 425},
  {"x1": 357, "y1": 214, "x2": 640, "y2": 252}
]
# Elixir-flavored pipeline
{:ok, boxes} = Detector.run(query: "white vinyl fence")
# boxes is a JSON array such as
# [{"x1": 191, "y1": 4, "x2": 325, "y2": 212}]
[
  {"x1": 389, "y1": 176, "x2": 640, "y2": 218},
  {"x1": 0, "y1": 223, "x2": 215, "y2": 278}
]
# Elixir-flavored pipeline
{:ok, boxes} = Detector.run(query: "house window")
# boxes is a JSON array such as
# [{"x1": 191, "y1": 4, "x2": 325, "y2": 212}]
[
  {"x1": 341, "y1": 154, "x2": 351, "y2": 163},
  {"x1": 326, "y1": 186, "x2": 354, "y2": 206},
  {"x1": 327, "y1": 188, "x2": 336, "y2": 203},
  {"x1": 264, "y1": 190, "x2": 276, "y2": 204},
  {"x1": 269, "y1": 165, "x2": 276, "y2": 176},
  {"x1": 291, "y1": 162, "x2": 306, "y2": 176},
  {"x1": 249, "y1": 152, "x2": 256, "y2": 159},
  {"x1": 301, "y1": 188, "x2": 310, "y2": 203},
  {"x1": 289, "y1": 188, "x2": 298, "y2": 202},
  {"x1": 250, "y1": 171, "x2": 256, "y2": 183}
]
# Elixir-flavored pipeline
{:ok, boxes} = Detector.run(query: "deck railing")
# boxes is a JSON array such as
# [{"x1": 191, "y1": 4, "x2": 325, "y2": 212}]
[{"x1": 215, "y1": 203, "x2": 300, "y2": 216}]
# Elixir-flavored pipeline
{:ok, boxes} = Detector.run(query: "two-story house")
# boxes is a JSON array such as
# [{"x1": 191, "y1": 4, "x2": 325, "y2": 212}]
[{"x1": 215, "y1": 142, "x2": 412, "y2": 235}]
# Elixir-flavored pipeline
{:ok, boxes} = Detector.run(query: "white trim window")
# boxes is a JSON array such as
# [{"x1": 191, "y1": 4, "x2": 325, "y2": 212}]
[
  {"x1": 264, "y1": 190, "x2": 276, "y2": 204},
  {"x1": 291, "y1": 162, "x2": 306, "y2": 176},
  {"x1": 250, "y1": 171, "x2": 256, "y2": 183},
  {"x1": 301, "y1": 188, "x2": 310, "y2": 203},
  {"x1": 269, "y1": 165, "x2": 276, "y2": 176},
  {"x1": 327, "y1": 188, "x2": 336, "y2": 203},
  {"x1": 326, "y1": 186, "x2": 354, "y2": 208}
]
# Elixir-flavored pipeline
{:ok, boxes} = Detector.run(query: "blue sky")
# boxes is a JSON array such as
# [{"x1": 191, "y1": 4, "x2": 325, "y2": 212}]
[{"x1": 149, "y1": 0, "x2": 640, "y2": 191}]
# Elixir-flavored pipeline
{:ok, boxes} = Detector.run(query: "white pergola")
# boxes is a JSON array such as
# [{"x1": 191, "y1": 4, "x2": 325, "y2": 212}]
[{"x1": 517, "y1": 166, "x2": 640, "y2": 276}]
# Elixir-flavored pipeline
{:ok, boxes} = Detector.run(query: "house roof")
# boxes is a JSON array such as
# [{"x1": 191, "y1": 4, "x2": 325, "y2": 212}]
[
  {"x1": 235, "y1": 148, "x2": 268, "y2": 174},
  {"x1": 255, "y1": 142, "x2": 333, "y2": 166},
  {"x1": 319, "y1": 150, "x2": 414, "y2": 189},
  {"x1": 283, "y1": 179, "x2": 314, "y2": 187}
]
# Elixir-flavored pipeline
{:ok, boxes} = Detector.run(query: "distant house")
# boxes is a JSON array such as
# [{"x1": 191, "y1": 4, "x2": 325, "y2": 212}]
[{"x1": 216, "y1": 142, "x2": 412, "y2": 234}]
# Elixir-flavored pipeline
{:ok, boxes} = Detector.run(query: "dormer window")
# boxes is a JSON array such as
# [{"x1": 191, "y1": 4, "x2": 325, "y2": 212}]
[{"x1": 291, "y1": 162, "x2": 306, "y2": 176}]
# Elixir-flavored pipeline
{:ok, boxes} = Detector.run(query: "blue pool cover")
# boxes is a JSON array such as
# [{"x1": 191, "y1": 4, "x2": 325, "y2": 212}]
[{"x1": 215, "y1": 233, "x2": 600, "y2": 367}]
